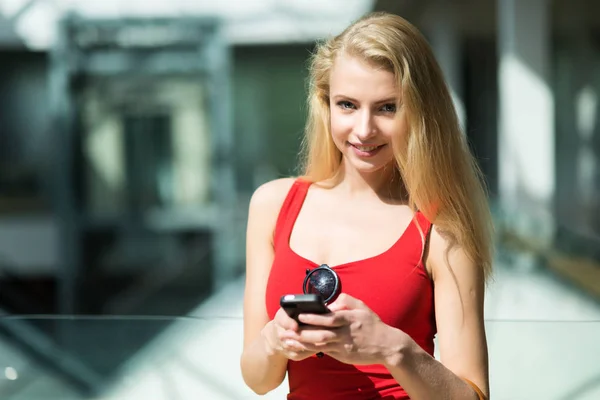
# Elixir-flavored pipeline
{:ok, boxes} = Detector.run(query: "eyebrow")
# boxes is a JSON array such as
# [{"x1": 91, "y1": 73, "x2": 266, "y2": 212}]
[{"x1": 332, "y1": 95, "x2": 398, "y2": 104}]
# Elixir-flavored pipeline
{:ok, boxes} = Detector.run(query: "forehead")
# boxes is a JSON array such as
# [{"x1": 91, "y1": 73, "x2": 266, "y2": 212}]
[{"x1": 329, "y1": 54, "x2": 398, "y2": 99}]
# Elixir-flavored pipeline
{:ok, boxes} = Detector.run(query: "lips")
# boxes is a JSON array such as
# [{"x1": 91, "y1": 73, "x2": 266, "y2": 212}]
[
  {"x1": 352, "y1": 144, "x2": 381, "y2": 151},
  {"x1": 349, "y1": 142, "x2": 386, "y2": 157}
]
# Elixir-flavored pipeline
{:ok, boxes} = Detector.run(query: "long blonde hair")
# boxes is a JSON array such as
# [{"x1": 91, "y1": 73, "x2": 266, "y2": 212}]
[{"x1": 300, "y1": 12, "x2": 494, "y2": 281}]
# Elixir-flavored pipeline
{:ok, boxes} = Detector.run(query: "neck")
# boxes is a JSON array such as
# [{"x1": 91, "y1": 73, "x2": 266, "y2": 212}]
[{"x1": 333, "y1": 161, "x2": 404, "y2": 202}]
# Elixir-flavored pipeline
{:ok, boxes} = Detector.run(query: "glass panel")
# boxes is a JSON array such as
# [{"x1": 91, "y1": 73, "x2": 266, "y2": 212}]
[
  {"x1": 0, "y1": 317, "x2": 598, "y2": 399},
  {"x1": 80, "y1": 75, "x2": 212, "y2": 217}
]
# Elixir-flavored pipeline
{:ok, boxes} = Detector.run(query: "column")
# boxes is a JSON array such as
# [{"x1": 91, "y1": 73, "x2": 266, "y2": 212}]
[
  {"x1": 426, "y1": 2, "x2": 466, "y2": 132},
  {"x1": 497, "y1": 0, "x2": 555, "y2": 244}
]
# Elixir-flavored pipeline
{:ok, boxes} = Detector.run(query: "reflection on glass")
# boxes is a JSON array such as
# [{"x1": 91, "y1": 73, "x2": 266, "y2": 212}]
[{"x1": 80, "y1": 76, "x2": 212, "y2": 217}]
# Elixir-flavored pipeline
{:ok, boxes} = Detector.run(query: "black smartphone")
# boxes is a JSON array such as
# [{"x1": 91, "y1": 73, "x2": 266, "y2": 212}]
[{"x1": 280, "y1": 294, "x2": 331, "y2": 323}]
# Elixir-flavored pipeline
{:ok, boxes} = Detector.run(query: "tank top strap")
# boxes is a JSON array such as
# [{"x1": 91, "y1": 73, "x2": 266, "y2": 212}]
[
  {"x1": 414, "y1": 210, "x2": 433, "y2": 267},
  {"x1": 414, "y1": 210, "x2": 432, "y2": 236},
  {"x1": 273, "y1": 178, "x2": 311, "y2": 250}
]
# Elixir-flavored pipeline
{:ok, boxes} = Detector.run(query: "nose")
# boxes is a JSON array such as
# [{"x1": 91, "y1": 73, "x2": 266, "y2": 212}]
[{"x1": 355, "y1": 109, "x2": 377, "y2": 140}]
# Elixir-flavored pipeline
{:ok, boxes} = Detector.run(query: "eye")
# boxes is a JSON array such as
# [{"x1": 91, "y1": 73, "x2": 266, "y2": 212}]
[
  {"x1": 336, "y1": 101, "x2": 356, "y2": 110},
  {"x1": 380, "y1": 103, "x2": 397, "y2": 113}
]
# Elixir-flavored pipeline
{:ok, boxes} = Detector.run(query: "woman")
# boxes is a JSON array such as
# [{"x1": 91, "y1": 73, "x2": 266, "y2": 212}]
[{"x1": 240, "y1": 11, "x2": 492, "y2": 400}]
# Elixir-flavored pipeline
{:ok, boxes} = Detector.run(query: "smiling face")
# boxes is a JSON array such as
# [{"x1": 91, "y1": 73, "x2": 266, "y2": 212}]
[{"x1": 328, "y1": 54, "x2": 407, "y2": 177}]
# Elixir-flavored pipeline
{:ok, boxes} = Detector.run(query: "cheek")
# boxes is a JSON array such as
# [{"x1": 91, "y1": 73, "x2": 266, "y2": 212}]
[
  {"x1": 390, "y1": 118, "x2": 409, "y2": 153},
  {"x1": 388, "y1": 114, "x2": 408, "y2": 139},
  {"x1": 368, "y1": 121, "x2": 398, "y2": 147},
  {"x1": 397, "y1": 116, "x2": 409, "y2": 136},
  {"x1": 329, "y1": 114, "x2": 352, "y2": 142}
]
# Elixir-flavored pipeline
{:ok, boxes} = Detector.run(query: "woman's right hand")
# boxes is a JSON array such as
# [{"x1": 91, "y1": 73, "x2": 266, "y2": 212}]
[{"x1": 262, "y1": 308, "x2": 316, "y2": 361}]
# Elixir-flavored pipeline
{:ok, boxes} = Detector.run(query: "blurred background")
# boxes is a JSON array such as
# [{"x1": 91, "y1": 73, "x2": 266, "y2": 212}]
[{"x1": 0, "y1": 0, "x2": 599, "y2": 399}]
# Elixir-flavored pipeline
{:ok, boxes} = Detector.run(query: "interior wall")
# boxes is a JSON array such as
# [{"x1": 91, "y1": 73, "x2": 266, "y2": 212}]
[{"x1": 232, "y1": 43, "x2": 314, "y2": 193}]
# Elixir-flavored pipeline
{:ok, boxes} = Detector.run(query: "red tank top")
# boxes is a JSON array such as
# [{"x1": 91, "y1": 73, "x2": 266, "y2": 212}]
[{"x1": 265, "y1": 179, "x2": 436, "y2": 400}]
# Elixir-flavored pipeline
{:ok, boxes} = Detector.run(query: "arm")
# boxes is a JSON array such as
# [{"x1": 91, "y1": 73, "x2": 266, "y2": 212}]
[
  {"x1": 383, "y1": 226, "x2": 489, "y2": 399},
  {"x1": 240, "y1": 178, "x2": 294, "y2": 395}
]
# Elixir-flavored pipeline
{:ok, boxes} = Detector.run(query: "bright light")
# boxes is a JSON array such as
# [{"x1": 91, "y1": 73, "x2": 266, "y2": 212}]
[{"x1": 5, "y1": 367, "x2": 18, "y2": 381}]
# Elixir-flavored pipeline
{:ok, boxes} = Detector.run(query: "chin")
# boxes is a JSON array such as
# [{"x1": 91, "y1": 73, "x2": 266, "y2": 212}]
[{"x1": 346, "y1": 159, "x2": 391, "y2": 175}]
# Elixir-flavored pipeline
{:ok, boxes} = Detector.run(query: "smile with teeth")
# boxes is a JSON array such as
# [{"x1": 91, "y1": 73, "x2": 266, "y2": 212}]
[{"x1": 352, "y1": 144, "x2": 383, "y2": 151}]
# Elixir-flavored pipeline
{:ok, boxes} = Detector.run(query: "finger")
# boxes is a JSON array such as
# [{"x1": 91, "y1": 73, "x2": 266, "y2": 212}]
[
  {"x1": 280, "y1": 327, "x2": 337, "y2": 342},
  {"x1": 287, "y1": 350, "x2": 316, "y2": 362},
  {"x1": 298, "y1": 311, "x2": 352, "y2": 327},
  {"x1": 297, "y1": 324, "x2": 326, "y2": 331},
  {"x1": 275, "y1": 308, "x2": 299, "y2": 331},
  {"x1": 283, "y1": 339, "x2": 307, "y2": 353},
  {"x1": 328, "y1": 293, "x2": 363, "y2": 311},
  {"x1": 280, "y1": 329, "x2": 303, "y2": 341},
  {"x1": 296, "y1": 328, "x2": 341, "y2": 344},
  {"x1": 300, "y1": 342, "x2": 339, "y2": 354}
]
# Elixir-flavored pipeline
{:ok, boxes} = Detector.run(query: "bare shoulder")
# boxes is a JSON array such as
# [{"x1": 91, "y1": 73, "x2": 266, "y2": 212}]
[
  {"x1": 249, "y1": 177, "x2": 296, "y2": 213},
  {"x1": 426, "y1": 225, "x2": 483, "y2": 284},
  {"x1": 248, "y1": 178, "x2": 297, "y2": 238},
  {"x1": 427, "y1": 225, "x2": 450, "y2": 266}
]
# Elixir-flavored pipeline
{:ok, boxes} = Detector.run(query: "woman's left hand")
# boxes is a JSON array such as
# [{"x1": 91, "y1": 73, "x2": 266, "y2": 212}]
[{"x1": 282, "y1": 293, "x2": 408, "y2": 365}]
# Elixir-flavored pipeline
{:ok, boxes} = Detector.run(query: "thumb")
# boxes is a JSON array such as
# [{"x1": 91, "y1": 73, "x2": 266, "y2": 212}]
[{"x1": 328, "y1": 293, "x2": 363, "y2": 312}]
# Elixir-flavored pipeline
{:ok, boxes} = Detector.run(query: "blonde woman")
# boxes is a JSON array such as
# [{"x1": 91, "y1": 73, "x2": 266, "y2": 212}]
[{"x1": 241, "y1": 11, "x2": 492, "y2": 400}]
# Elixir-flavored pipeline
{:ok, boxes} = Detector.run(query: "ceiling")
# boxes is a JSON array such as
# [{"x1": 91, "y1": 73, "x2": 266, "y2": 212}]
[{"x1": 0, "y1": 0, "x2": 375, "y2": 50}]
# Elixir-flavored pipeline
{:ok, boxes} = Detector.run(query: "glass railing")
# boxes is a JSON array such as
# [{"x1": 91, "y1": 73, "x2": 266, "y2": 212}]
[
  {"x1": 486, "y1": 320, "x2": 600, "y2": 400},
  {"x1": 0, "y1": 316, "x2": 598, "y2": 399}
]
